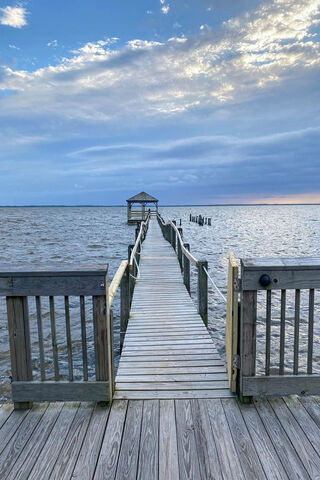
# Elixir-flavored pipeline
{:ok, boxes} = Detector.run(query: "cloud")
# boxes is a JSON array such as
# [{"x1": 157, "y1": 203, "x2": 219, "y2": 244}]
[
  {"x1": 0, "y1": 6, "x2": 28, "y2": 28},
  {"x1": 160, "y1": 0, "x2": 170, "y2": 14},
  {"x1": 9, "y1": 44, "x2": 20, "y2": 50},
  {"x1": 47, "y1": 40, "x2": 58, "y2": 48}
]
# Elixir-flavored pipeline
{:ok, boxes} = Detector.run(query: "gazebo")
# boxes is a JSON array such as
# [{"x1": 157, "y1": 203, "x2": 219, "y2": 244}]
[{"x1": 126, "y1": 192, "x2": 159, "y2": 224}]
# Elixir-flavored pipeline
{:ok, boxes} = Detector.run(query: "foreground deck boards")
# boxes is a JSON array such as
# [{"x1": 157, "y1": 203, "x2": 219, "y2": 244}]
[
  {"x1": 115, "y1": 218, "x2": 232, "y2": 399},
  {"x1": 1, "y1": 397, "x2": 320, "y2": 479}
]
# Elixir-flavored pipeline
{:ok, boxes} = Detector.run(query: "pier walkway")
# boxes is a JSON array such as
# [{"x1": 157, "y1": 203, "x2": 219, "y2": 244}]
[{"x1": 114, "y1": 218, "x2": 232, "y2": 399}]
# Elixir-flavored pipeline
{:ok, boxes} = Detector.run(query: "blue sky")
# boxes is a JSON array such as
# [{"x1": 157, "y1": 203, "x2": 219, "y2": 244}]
[{"x1": 0, "y1": 0, "x2": 319, "y2": 205}]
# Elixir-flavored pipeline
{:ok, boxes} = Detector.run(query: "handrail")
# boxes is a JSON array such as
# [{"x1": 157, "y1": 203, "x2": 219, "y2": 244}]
[
  {"x1": 109, "y1": 260, "x2": 128, "y2": 307},
  {"x1": 156, "y1": 214, "x2": 198, "y2": 266},
  {"x1": 129, "y1": 212, "x2": 150, "y2": 269},
  {"x1": 203, "y1": 266, "x2": 227, "y2": 303}
]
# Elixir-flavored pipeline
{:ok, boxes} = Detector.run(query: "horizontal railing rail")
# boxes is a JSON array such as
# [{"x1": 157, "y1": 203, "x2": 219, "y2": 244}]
[{"x1": 234, "y1": 257, "x2": 320, "y2": 401}]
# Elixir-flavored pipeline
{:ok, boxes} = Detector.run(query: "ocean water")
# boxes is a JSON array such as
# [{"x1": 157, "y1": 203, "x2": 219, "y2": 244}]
[{"x1": 0, "y1": 205, "x2": 319, "y2": 400}]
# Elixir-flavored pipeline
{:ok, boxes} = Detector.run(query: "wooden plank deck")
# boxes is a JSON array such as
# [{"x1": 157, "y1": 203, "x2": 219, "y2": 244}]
[
  {"x1": 115, "y1": 218, "x2": 232, "y2": 400},
  {"x1": 1, "y1": 396, "x2": 320, "y2": 479}
]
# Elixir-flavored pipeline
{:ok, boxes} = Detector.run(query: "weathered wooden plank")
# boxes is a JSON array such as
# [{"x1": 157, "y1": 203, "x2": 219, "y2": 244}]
[
  {"x1": 254, "y1": 399, "x2": 310, "y2": 480},
  {"x1": 114, "y1": 390, "x2": 234, "y2": 400},
  {"x1": 49, "y1": 403, "x2": 94, "y2": 480},
  {"x1": 0, "y1": 404, "x2": 13, "y2": 430},
  {"x1": 241, "y1": 259, "x2": 320, "y2": 290},
  {"x1": 206, "y1": 399, "x2": 244, "y2": 479},
  {"x1": 72, "y1": 403, "x2": 110, "y2": 480},
  {"x1": 137, "y1": 400, "x2": 159, "y2": 480},
  {"x1": 49, "y1": 296, "x2": 59, "y2": 382},
  {"x1": 226, "y1": 252, "x2": 239, "y2": 392},
  {"x1": 238, "y1": 401, "x2": 289, "y2": 479},
  {"x1": 64, "y1": 296, "x2": 73, "y2": 382},
  {"x1": 28, "y1": 403, "x2": 79, "y2": 480},
  {"x1": 120, "y1": 354, "x2": 220, "y2": 362},
  {"x1": 80, "y1": 295, "x2": 88, "y2": 381},
  {"x1": 159, "y1": 400, "x2": 179, "y2": 480},
  {"x1": 117, "y1": 373, "x2": 228, "y2": 382},
  {"x1": 0, "y1": 268, "x2": 107, "y2": 296},
  {"x1": 118, "y1": 366, "x2": 227, "y2": 375},
  {"x1": 0, "y1": 403, "x2": 47, "y2": 479},
  {"x1": 239, "y1": 290, "x2": 257, "y2": 400},
  {"x1": 0, "y1": 408, "x2": 29, "y2": 456},
  {"x1": 222, "y1": 399, "x2": 265, "y2": 479},
  {"x1": 6, "y1": 296, "x2": 33, "y2": 409},
  {"x1": 298, "y1": 396, "x2": 320, "y2": 428},
  {"x1": 175, "y1": 399, "x2": 201, "y2": 479},
  {"x1": 283, "y1": 396, "x2": 320, "y2": 455},
  {"x1": 242, "y1": 375, "x2": 320, "y2": 396},
  {"x1": 307, "y1": 289, "x2": 314, "y2": 374},
  {"x1": 35, "y1": 296, "x2": 46, "y2": 381},
  {"x1": 115, "y1": 401, "x2": 143, "y2": 480},
  {"x1": 9, "y1": 403, "x2": 64, "y2": 480},
  {"x1": 116, "y1": 381, "x2": 229, "y2": 391},
  {"x1": 94, "y1": 400, "x2": 128, "y2": 480},
  {"x1": 190, "y1": 399, "x2": 221, "y2": 479},
  {"x1": 270, "y1": 398, "x2": 320, "y2": 477},
  {"x1": 11, "y1": 381, "x2": 109, "y2": 402}
]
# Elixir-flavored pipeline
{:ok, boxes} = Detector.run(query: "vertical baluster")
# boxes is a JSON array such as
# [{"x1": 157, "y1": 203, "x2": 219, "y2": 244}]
[
  {"x1": 49, "y1": 296, "x2": 59, "y2": 381},
  {"x1": 279, "y1": 290, "x2": 286, "y2": 375},
  {"x1": 307, "y1": 289, "x2": 314, "y2": 374},
  {"x1": 64, "y1": 296, "x2": 73, "y2": 381},
  {"x1": 198, "y1": 260, "x2": 208, "y2": 326},
  {"x1": 35, "y1": 296, "x2": 46, "y2": 381},
  {"x1": 80, "y1": 295, "x2": 88, "y2": 381},
  {"x1": 265, "y1": 290, "x2": 271, "y2": 376},
  {"x1": 293, "y1": 289, "x2": 300, "y2": 375}
]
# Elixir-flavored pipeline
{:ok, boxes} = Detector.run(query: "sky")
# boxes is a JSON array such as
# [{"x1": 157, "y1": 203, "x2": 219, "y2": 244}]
[{"x1": 0, "y1": 0, "x2": 319, "y2": 205}]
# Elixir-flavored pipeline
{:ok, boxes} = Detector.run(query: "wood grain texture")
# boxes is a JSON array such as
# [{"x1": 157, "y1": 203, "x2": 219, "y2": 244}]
[
  {"x1": 137, "y1": 400, "x2": 159, "y2": 480},
  {"x1": 115, "y1": 401, "x2": 143, "y2": 480},
  {"x1": 72, "y1": 403, "x2": 110, "y2": 480},
  {"x1": 222, "y1": 398, "x2": 265, "y2": 480},
  {"x1": 49, "y1": 402, "x2": 93, "y2": 480},
  {"x1": 175, "y1": 399, "x2": 201, "y2": 480},
  {"x1": 159, "y1": 400, "x2": 179, "y2": 480},
  {"x1": 28, "y1": 402, "x2": 79, "y2": 480},
  {"x1": 94, "y1": 400, "x2": 128, "y2": 480}
]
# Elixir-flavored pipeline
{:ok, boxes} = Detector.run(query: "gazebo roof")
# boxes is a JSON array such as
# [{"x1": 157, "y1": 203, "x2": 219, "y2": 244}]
[{"x1": 126, "y1": 192, "x2": 158, "y2": 203}]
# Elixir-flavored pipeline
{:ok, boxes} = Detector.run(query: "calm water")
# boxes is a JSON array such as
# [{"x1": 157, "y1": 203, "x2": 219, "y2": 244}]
[{"x1": 0, "y1": 205, "x2": 319, "y2": 400}]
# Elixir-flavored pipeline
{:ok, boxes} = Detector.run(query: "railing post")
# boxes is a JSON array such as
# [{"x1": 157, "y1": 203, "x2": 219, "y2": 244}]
[
  {"x1": 120, "y1": 265, "x2": 130, "y2": 350},
  {"x1": 239, "y1": 289, "x2": 257, "y2": 403},
  {"x1": 128, "y1": 244, "x2": 134, "y2": 305},
  {"x1": 177, "y1": 228, "x2": 183, "y2": 269},
  {"x1": 184, "y1": 243, "x2": 191, "y2": 294},
  {"x1": 197, "y1": 260, "x2": 208, "y2": 326},
  {"x1": 171, "y1": 221, "x2": 176, "y2": 250},
  {"x1": 7, "y1": 296, "x2": 33, "y2": 409}
]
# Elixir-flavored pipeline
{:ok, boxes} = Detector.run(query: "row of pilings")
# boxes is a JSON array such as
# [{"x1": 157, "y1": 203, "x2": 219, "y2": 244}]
[{"x1": 190, "y1": 214, "x2": 211, "y2": 226}]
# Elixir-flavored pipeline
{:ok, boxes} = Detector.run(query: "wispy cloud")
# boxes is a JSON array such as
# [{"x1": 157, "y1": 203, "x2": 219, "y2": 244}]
[
  {"x1": 9, "y1": 44, "x2": 20, "y2": 50},
  {"x1": 0, "y1": 6, "x2": 28, "y2": 28},
  {"x1": 47, "y1": 40, "x2": 58, "y2": 47},
  {"x1": 160, "y1": 0, "x2": 170, "y2": 15}
]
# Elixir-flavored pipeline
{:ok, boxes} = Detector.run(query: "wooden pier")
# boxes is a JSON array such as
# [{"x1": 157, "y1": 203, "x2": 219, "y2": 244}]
[
  {"x1": 115, "y1": 218, "x2": 232, "y2": 399},
  {"x1": 0, "y1": 212, "x2": 320, "y2": 479}
]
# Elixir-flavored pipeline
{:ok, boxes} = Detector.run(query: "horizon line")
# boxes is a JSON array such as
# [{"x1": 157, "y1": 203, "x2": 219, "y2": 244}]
[{"x1": 0, "y1": 203, "x2": 320, "y2": 207}]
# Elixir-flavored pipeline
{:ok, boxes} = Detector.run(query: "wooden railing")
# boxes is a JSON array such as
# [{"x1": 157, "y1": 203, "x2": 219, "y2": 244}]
[
  {"x1": 1, "y1": 265, "x2": 110, "y2": 408},
  {"x1": 226, "y1": 257, "x2": 320, "y2": 401},
  {"x1": 157, "y1": 214, "x2": 208, "y2": 325}
]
